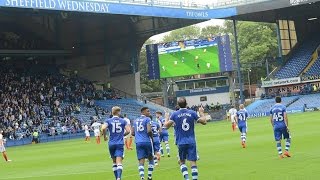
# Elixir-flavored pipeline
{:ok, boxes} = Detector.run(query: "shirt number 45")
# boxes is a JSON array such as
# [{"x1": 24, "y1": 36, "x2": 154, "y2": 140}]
[{"x1": 273, "y1": 112, "x2": 284, "y2": 121}]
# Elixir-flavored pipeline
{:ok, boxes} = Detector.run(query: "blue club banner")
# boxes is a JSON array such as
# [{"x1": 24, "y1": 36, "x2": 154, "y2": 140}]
[
  {"x1": 146, "y1": 44, "x2": 160, "y2": 80},
  {"x1": 0, "y1": 0, "x2": 237, "y2": 19},
  {"x1": 217, "y1": 35, "x2": 233, "y2": 72}
]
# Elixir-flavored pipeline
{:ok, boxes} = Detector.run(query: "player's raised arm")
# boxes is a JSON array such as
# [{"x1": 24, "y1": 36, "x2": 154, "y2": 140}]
[
  {"x1": 197, "y1": 106, "x2": 207, "y2": 125},
  {"x1": 164, "y1": 111, "x2": 174, "y2": 129}
]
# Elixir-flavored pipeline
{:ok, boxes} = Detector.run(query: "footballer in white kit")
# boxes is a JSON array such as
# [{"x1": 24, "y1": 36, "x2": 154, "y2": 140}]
[
  {"x1": 91, "y1": 121, "x2": 102, "y2": 144},
  {"x1": 84, "y1": 125, "x2": 90, "y2": 142},
  {"x1": 229, "y1": 106, "x2": 238, "y2": 132},
  {"x1": 123, "y1": 114, "x2": 133, "y2": 150},
  {"x1": 0, "y1": 130, "x2": 11, "y2": 162}
]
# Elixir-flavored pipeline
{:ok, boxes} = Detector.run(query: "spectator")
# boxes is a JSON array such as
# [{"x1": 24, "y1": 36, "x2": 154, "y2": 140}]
[
  {"x1": 32, "y1": 130, "x2": 39, "y2": 144},
  {"x1": 0, "y1": 64, "x2": 122, "y2": 141},
  {"x1": 313, "y1": 84, "x2": 317, "y2": 92}
]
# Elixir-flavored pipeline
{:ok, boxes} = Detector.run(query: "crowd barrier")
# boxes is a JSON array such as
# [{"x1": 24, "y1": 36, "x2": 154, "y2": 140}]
[
  {"x1": 6, "y1": 132, "x2": 87, "y2": 147},
  {"x1": 249, "y1": 107, "x2": 305, "y2": 118}
]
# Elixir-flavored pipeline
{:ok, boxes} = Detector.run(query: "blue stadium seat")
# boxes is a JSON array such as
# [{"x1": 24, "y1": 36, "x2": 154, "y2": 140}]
[
  {"x1": 246, "y1": 96, "x2": 299, "y2": 115},
  {"x1": 247, "y1": 93, "x2": 320, "y2": 115},
  {"x1": 305, "y1": 57, "x2": 320, "y2": 76},
  {"x1": 95, "y1": 99, "x2": 159, "y2": 120},
  {"x1": 287, "y1": 94, "x2": 320, "y2": 108},
  {"x1": 274, "y1": 37, "x2": 320, "y2": 79}
]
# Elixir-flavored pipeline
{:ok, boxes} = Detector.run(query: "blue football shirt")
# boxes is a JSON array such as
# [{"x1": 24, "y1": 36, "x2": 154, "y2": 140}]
[
  {"x1": 133, "y1": 115, "x2": 152, "y2": 143},
  {"x1": 236, "y1": 109, "x2": 248, "y2": 127},
  {"x1": 170, "y1": 108, "x2": 199, "y2": 145},
  {"x1": 105, "y1": 116, "x2": 127, "y2": 145},
  {"x1": 270, "y1": 103, "x2": 287, "y2": 128},
  {"x1": 151, "y1": 120, "x2": 160, "y2": 143},
  {"x1": 159, "y1": 117, "x2": 169, "y2": 135}
]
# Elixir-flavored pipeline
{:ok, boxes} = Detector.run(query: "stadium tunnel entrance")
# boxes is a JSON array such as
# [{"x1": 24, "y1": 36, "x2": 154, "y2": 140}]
[{"x1": 0, "y1": 7, "x2": 199, "y2": 97}]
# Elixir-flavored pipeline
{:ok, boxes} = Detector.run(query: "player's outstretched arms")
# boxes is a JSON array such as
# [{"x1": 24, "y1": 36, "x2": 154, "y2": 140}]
[{"x1": 197, "y1": 106, "x2": 207, "y2": 125}]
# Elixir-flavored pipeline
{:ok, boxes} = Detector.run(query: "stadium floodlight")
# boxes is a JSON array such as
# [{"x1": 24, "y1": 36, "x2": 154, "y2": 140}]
[{"x1": 308, "y1": 17, "x2": 317, "y2": 21}]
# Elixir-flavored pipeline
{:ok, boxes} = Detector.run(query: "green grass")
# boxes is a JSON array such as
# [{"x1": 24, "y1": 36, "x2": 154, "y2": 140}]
[
  {"x1": 2, "y1": 112, "x2": 320, "y2": 180},
  {"x1": 159, "y1": 46, "x2": 220, "y2": 78}
]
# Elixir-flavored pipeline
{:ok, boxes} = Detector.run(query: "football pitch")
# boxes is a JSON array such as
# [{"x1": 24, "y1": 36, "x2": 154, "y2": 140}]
[
  {"x1": 2, "y1": 112, "x2": 320, "y2": 180},
  {"x1": 159, "y1": 46, "x2": 220, "y2": 78}
]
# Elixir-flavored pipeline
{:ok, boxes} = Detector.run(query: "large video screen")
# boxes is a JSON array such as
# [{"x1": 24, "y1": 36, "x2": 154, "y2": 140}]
[{"x1": 146, "y1": 35, "x2": 233, "y2": 79}]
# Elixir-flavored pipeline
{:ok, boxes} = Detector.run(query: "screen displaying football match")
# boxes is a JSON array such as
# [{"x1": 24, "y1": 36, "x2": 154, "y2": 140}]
[{"x1": 146, "y1": 35, "x2": 233, "y2": 79}]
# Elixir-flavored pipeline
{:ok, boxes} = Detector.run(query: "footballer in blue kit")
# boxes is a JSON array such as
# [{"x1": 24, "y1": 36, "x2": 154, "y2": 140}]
[
  {"x1": 151, "y1": 116, "x2": 162, "y2": 166},
  {"x1": 270, "y1": 96, "x2": 292, "y2": 159},
  {"x1": 235, "y1": 104, "x2": 249, "y2": 148},
  {"x1": 156, "y1": 111, "x2": 171, "y2": 157},
  {"x1": 101, "y1": 106, "x2": 131, "y2": 180},
  {"x1": 131, "y1": 107, "x2": 155, "y2": 180},
  {"x1": 164, "y1": 97, "x2": 207, "y2": 180}
]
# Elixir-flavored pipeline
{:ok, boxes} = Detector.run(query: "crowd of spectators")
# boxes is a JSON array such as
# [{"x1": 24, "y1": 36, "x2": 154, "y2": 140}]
[
  {"x1": 0, "y1": 66, "x2": 118, "y2": 140},
  {"x1": 190, "y1": 103, "x2": 223, "y2": 112}
]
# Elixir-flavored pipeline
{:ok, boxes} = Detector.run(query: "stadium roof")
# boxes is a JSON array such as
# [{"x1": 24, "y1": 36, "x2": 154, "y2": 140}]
[{"x1": 231, "y1": 1, "x2": 320, "y2": 22}]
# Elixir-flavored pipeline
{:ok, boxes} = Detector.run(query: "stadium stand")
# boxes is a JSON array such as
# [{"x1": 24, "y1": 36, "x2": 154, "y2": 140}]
[
  {"x1": 248, "y1": 92, "x2": 320, "y2": 116},
  {"x1": 246, "y1": 96, "x2": 299, "y2": 115},
  {"x1": 0, "y1": 65, "x2": 95, "y2": 139},
  {"x1": 305, "y1": 56, "x2": 320, "y2": 76},
  {"x1": 0, "y1": 64, "x2": 168, "y2": 141},
  {"x1": 287, "y1": 93, "x2": 320, "y2": 109},
  {"x1": 274, "y1": 37, "x2": 320, "y2": 79},
  {"x1": 95, "y1": 99, "x2": 158, "y2": 121}
]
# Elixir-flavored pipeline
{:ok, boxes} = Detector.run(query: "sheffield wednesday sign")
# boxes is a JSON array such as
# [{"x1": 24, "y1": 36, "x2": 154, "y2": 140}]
[
  {"x1": 0, "y1": 0, "x2": 237, "y2": 19},
  {"x1": 2, "y1": 0, "x2": 110, "y2": 13}
]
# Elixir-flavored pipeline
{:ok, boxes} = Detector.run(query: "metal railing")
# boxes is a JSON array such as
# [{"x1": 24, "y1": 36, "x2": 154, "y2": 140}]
[
  {"x1": 6, "y1": 132, "x2": 85, "y2": 147},
  {"x1": 101, "y1": 0, "x2": 272, "y2": 10}
]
